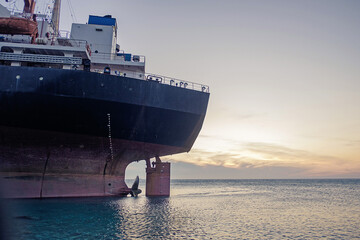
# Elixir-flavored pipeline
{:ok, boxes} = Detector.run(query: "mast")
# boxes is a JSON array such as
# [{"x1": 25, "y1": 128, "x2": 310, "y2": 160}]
[{"x1": 51, "y1": 0, "x2": 61, "y2": 36}]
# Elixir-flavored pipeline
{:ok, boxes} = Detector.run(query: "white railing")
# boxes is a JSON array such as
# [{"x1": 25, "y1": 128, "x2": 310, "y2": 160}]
[
  {"x1": 145, "y1": 73, "x2": 210, "y2": 93},
  {"x1": 91, "y1": 70, "x2": 209, "y2": 93},
  {"x1": 0, "y1": 52, "x2": 82, "y2": 65},
  {"x1": 92, "y1": 52, "x2": 146, "y2": 64},
  {"x1": 55, "y1": 38, "x2": 89, "y2": 49},
  {"x1": 59, "y1": 30, "x2": 71, "y2": 39}
]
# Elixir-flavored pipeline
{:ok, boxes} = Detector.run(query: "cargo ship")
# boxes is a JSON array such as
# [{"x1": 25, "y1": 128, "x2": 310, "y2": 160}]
[{"x1": 0, "y1": 0, "x2": 209, "y2": 198}]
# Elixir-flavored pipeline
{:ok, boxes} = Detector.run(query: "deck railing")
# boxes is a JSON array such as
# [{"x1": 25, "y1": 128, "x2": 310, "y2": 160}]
[
  {"x1": 93, "y1": 70, "x2": 209, "y2": 93},
  {"x1": 92, "y1": 52, "x2": 146, "y2": 64},
  {"x1": 145, "y1": 73, "x2": 210, "y2": 93},
  {"x1": 55, "y1": 38, "x2": 89, "y2": 49}
]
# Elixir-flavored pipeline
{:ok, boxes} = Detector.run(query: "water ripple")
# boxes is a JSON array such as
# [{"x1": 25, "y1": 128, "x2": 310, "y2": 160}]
[{"x1": 2, "y1": 179, "x2": 360, "y2": 239}]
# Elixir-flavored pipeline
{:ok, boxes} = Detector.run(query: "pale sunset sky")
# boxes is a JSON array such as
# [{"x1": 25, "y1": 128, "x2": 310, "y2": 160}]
[{"x1": 2, "y1": 0, "x2": 359, "y2": 179}]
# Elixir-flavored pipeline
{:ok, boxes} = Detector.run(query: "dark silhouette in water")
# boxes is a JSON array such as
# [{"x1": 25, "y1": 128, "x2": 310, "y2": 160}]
[
  {"x1": 130, "y1": 176, "x2": 142, "y2": 197},
  {"x1": 14, "y1": 216, "x2": 38, "y2": 221}
]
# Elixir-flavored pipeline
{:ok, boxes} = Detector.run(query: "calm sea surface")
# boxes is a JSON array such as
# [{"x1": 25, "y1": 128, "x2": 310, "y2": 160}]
[{"x1": 1, "y1": 179, "x2": 360, "y2": 239}]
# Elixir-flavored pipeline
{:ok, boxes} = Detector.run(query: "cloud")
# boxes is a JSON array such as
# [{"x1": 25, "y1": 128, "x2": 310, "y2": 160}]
[
  {"x1": 163, "y1": 139, "x2": 360, "y2": 178},
  {"x1": 343, "y1": 139, "x2": 360, "y2": 147},
  {"x1": 206, "y1": 108, "x2": 267, "y2": 123},
  {"x1": 170, "y1": 162, "x2": 306, "y2": 179}
]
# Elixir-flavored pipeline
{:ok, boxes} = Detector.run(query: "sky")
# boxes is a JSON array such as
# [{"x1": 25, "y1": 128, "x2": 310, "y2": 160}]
[{"x1": 2, "y1": 0, "x2": 359, "y2": 179}]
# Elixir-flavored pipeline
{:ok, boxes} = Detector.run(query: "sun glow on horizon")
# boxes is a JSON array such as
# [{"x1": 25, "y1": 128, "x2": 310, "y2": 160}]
[
  {"x1": 18, "y1": 0, "x2": 358, "y2": 179},
  {"x1": 163, "y1": 132, "x2": 360, "y2": 178}
]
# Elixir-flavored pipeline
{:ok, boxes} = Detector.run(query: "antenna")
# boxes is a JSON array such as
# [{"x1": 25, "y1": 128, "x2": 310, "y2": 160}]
[{"x1": 66, "y1": 0, "x2": 77, "y2": 23}]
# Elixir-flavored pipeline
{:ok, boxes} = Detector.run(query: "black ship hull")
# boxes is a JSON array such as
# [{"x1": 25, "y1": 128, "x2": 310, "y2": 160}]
[{"x1": 0, "y1": 65, "x2": 209, "y2": 198}]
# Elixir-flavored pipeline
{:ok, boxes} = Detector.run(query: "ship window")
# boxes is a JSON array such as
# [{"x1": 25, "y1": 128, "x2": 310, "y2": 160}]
[{"x1": 96, "y1": 28, "x2": 103, "y2": 32}]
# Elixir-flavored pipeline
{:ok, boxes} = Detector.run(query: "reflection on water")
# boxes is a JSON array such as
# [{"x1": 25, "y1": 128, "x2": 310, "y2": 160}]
[
  {"x1": 2, "y1": 179, "x2": 360, "y2": 239},
  {"x1": 111, "y1": 198, "x2": 172, "y2": 239}
]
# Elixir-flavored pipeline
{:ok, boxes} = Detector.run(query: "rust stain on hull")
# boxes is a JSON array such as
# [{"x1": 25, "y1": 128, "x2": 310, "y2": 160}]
[{"x1": 0, "y1": 126, "x2": 184, "y2": 198}]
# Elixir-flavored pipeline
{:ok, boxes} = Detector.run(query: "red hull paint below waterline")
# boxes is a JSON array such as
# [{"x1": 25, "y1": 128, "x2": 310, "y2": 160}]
[
  {"x1": 0, "y1": 126, "x2": 186, "y2": 198},
  {"x1": 0, "y1": 173, "x2": 130, "y2": 198}
]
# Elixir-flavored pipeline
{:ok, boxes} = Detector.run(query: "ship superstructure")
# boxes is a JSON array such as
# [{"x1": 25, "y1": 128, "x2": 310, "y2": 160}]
[{"x1": 0, "y1": 0, "x2": 209, "y2": 198}]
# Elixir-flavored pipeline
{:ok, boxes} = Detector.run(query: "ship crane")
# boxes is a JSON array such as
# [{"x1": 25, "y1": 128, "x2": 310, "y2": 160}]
[{"x1": 23, "y1": 0, "x2": 35, "y2": 14}]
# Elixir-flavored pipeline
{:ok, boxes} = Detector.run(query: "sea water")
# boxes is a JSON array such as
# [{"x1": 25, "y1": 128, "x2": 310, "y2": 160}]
[{"x1": 1, "y1": 179, "x2": 360, "y2": 239}]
